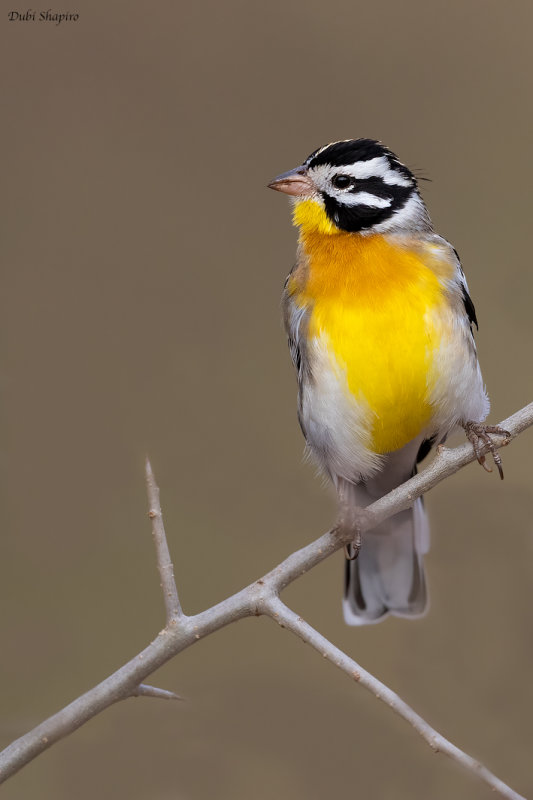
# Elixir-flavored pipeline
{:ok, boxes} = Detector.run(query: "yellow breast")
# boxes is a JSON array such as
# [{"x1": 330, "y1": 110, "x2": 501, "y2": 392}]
[{"x1": 288, "y1": 213, "x2": 451, "y2": 454}]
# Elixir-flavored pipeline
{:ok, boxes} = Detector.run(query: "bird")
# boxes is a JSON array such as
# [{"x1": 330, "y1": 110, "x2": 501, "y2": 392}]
[{"x1": 268, "y1": 138, "x2": 509, "y2": 625}]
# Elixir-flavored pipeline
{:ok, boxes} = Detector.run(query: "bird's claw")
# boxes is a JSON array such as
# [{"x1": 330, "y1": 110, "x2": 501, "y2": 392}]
[
  {"x1": 344, "y1": 542, "x2": 360, "y2": 561},
  {"x1": 463, "y1": 422, "x2": 511, "y2": 480}
]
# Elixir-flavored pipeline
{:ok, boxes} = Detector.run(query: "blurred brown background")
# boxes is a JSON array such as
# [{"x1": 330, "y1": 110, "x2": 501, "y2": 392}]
[{"x1": 2, "y1": 1, "x2": 532, "y2": 798}]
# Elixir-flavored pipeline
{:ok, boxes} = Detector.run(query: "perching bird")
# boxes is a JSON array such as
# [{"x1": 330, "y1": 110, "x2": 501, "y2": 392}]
[{"x1": 269, "y1": 138, "x2": 509, "y2": 625}]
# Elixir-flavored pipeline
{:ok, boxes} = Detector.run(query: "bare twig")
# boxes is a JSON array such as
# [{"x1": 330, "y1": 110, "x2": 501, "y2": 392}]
[
  {"x1": 145, "y1": 457, "x2": 182, "y2": 622},
  {"x1": 263, "y1": 596, "x2": 526, "y2": 800},
  {"x1": 131, "y1": 684, "x2": 183, "y2": 701},
  {"x1": 0, "y1": 403, "x2": 531, "y2": 797}
]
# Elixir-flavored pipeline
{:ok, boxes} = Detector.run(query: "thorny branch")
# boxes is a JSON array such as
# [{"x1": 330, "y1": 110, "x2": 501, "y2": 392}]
[
  {"x1": 1, "y1": 403, "x2": 532, "y2": 799},
  {"x1": 145, "y1": 456, "x2": 182, "y2": 622}
]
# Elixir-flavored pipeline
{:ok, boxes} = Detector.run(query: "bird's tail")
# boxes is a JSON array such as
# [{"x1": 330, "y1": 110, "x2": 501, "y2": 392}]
[{"x1": 343, "y1": 483, "x2": 429, "y2": 626}]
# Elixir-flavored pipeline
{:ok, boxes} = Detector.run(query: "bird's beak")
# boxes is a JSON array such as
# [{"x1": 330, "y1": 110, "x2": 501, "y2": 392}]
[{"x1": 267, "y1": 166, "x2": 315, "y2": 197}]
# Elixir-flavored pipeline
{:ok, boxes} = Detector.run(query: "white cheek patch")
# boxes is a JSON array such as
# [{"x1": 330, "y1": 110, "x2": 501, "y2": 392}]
[{"x1": 341, "y1": 192, "x2": 392, "y2": 209}]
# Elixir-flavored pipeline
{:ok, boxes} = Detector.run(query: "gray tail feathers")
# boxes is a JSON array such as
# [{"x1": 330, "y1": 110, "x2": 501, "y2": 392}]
[{"x1": 343, "y1": 492, "x2": 430, "y2": 626}]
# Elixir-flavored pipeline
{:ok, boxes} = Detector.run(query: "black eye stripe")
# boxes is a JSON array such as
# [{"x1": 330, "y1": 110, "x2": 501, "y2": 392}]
[
  {"x1": 327, "y1": 174, "x2": 407, "y2": 196},
  {"x1": 346, "y1": 177, "x2": 396, "y2": 198}
]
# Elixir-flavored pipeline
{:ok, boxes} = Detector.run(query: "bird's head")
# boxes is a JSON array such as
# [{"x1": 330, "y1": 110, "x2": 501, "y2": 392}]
[{"x1": 268, "y1": 138, "x2": 430, "y2": 236}]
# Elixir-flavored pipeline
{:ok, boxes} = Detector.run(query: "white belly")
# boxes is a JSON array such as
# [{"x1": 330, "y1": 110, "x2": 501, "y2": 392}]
[{"x1": 300, "y1": 334, "x2": 384, "y2": 483}]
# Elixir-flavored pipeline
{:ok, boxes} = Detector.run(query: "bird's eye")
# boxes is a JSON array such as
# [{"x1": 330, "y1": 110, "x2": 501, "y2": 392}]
[{"x1": 332, "y1": 174, "x2": 354, "y2": 190}]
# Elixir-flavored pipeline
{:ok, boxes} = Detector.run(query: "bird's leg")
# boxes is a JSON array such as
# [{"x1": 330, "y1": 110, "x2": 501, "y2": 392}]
[
  {"x1": 463, "y1": 421, "x2": 511, "y2": 480},
  {"x1": 336, "y1": 481, "x2": 363, "y2": 560}
]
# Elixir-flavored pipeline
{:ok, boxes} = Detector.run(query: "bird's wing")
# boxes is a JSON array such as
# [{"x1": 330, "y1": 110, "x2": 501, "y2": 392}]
[
  {"x1": 281, "y1": 273, "x2": 312, "y2": 439},
  {"x1": 417, "y1": 234, "x2": 490, "y2": 434},
  {"x1": 426, "y1": 234, "x2": 480, "y2": 336},
  {"x1": 450, "y1": 245, "x2": 479, "y2": 333}
]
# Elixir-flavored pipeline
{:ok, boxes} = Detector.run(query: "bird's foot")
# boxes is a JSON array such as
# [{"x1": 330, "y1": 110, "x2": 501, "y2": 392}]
[
  {"x1": 463, "y1": 421, "x2": 511, "y2": 480},
  {"x1": 344, "y1": 539, "x2": 360, "y2": 561},
  {"x1": 336, "y1": 503, "x2": 363, "y2": 560}
]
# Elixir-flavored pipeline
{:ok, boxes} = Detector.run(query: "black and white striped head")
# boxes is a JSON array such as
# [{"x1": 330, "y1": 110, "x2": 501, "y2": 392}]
[{"x1": 269, "y1": 138, "x2": 431, "y2": 235}]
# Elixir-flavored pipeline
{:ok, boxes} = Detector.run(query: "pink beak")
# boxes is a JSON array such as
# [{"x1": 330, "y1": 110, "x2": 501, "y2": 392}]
[{"x1": 268, "y1": 166, "x2": 315, "y2": 197}]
